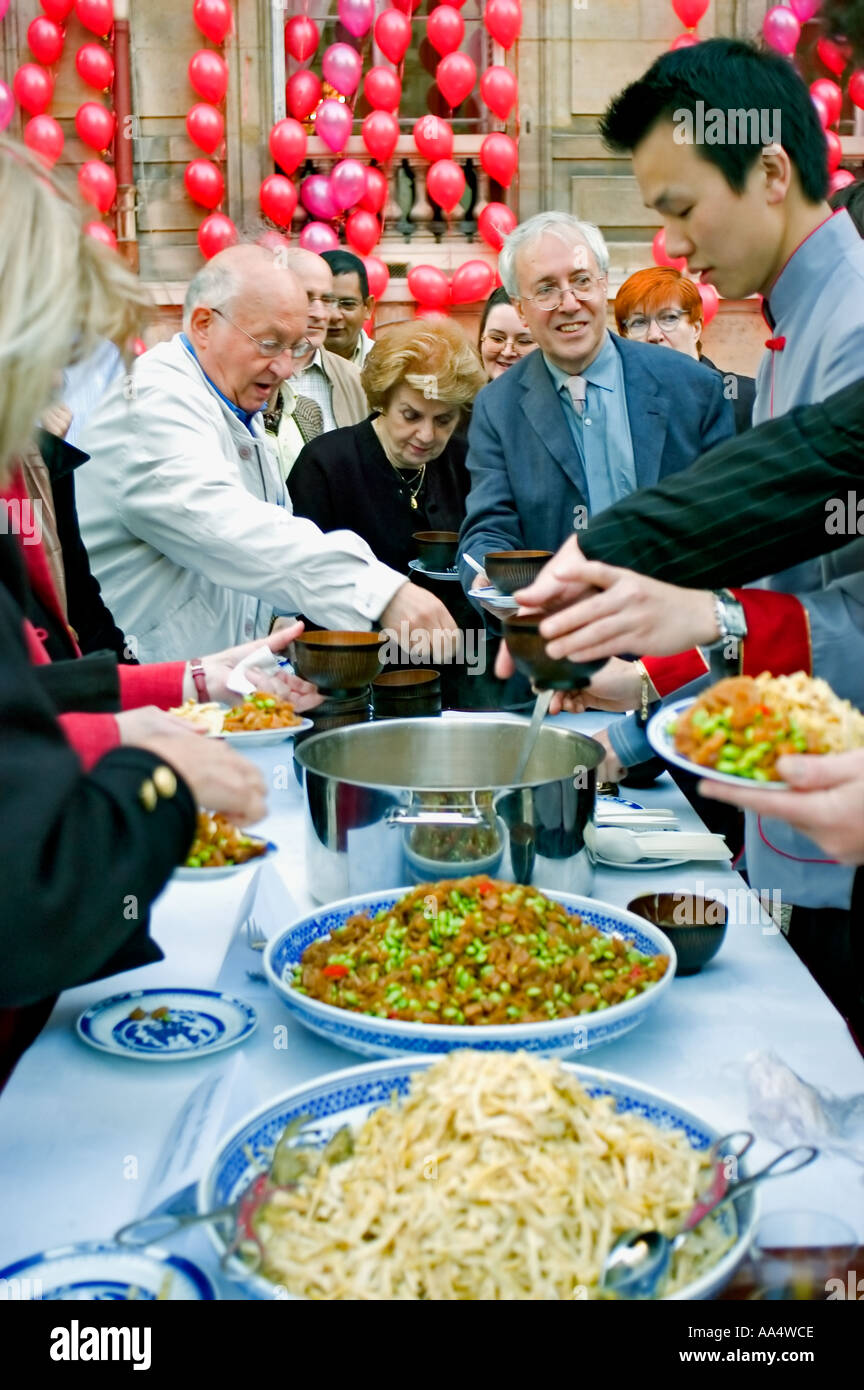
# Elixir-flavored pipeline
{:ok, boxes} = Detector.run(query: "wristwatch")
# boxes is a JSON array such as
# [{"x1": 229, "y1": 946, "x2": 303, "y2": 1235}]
[{"x1": 703, "y1": 589, "x2": 748, "y2": 677}]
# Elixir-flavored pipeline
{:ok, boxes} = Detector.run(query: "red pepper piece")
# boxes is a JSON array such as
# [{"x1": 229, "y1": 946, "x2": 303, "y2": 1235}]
[{"x1": 322, "y1": 963, "x2": 349, "y2": 979}]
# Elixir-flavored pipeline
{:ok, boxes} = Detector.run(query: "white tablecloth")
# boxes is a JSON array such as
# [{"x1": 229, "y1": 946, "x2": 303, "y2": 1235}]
[{"x1": 1, "y1": 711, "x2": 863, "y2": 1288}]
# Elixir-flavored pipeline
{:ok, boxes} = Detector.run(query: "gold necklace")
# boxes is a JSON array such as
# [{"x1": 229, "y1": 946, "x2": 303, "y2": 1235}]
[{"x1": 374, "y1": 419, "x2": 427, "y2": 510}]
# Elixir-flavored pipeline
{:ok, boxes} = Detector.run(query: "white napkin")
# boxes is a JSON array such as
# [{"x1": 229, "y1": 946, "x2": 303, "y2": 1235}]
[
  {"x1": 225, "y1": 644, "x2": 288, "y2": 697},
  {"x1": 745, "y1": 1050, "x2": 864, "y2": 1166}
]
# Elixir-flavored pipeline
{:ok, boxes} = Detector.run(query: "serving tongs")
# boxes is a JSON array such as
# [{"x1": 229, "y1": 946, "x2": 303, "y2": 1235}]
[
  {"x1": 113, "y1": 1117, "x2": 352, "y2": 1261},
  {"x1": 600, "y1": 1131, "x2": 818, "y2": 1299}
]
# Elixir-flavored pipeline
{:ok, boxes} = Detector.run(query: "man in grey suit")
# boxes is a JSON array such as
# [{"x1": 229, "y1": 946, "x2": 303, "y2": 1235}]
[{"x1": 459, "y1": 212, "x2": 735, "y2": 598}]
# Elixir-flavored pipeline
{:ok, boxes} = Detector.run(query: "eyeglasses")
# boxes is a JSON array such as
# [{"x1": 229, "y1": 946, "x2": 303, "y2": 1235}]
[
  {"x1": 212, "y1": 308, "x2": 313, "y2": 359},
  {"x1": 624, "y1": 309, "x2": 690, "y2": 337},
  {"x1": 307, "y1": 292, "x2": 338, "y2": 308},
  {"x1": 521, "y1": 272, "x2": 606, "y2": 311},
  {"x1": 480, "y1": 332, "x2": 535, "y2": 352},
  {"x1": 332, "y1": 297, "x2": 363, "y2": 312}
]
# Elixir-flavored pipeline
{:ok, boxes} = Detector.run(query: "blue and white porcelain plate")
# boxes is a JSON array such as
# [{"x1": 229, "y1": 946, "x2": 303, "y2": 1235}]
[
  {"x1": 0, "y1": 1241, "x2": 216, "y2": 1300},
  {"x1": 648, "y1": 698, "x2": 790, "y2": 791},
  {"x1": 596, "y1": 795, "x2": 688, "y2": 872},
  {"x1": 470, "y1": 584, "x2": 519, "y2": 611},
  {"x1": 408, "y1": 558, "x2": 460, "y2": 582},
  {"x1": 174, "y1": 836, "x2": 276, "y2": 882},
  {"x1": 200, "y1": 1057, "x2": 754, "y2": 1302},
  {"x1": 263, "y1": 887, "x2": 676, "y2": 1060},
  {"x1": 76, "y1": 989, "x2": 258, "y2": 1062}
]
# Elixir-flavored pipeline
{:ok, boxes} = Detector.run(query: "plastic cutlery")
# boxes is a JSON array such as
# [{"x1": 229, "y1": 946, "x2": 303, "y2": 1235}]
[{"x1": 595, "y1": 827, "x2": 732, "y2": 863}]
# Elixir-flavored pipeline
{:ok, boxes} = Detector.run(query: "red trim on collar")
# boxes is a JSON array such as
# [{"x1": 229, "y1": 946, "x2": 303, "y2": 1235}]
[
  {"x1": 765, "y1": 336, "x2": 786, "y2": 351},
  {"x1": 762, "y1": 208, "x2": 839, "y2": 326}
]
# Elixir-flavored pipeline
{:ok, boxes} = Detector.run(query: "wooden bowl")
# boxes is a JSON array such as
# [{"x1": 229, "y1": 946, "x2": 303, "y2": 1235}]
[
  {"x1": 501, "y1": 614, "x2": 604, "y2": 691},
  {"x1": 484, "y1": 550, "x2": 553, "y2": 594},
  {"x1": 626, "y1": 893, "x2": 727, "y2": 976},
  {"x1": 413, "y1": 531, "x2": 460, "y2": 572},
  {"x1": 291, "y1": 631, "x2": 385, "y2": 695}
]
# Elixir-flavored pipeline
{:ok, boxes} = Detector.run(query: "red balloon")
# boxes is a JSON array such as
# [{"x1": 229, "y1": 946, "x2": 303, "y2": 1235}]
[
  {"x1": 829, "y1": 169, "x2": 856, "y2": 195},
  {"x1": 477, "y1": 201, "x2": 516, "y2": 251},
  {"x1": 671, "y1": 0, "x2": 709, "y2": 25},
  {"x1": 407, "y1": 264, "x2": 450, "y2": 308},
  {"x1": 362, "y1": 109, "x2": 400, "y2": 161},
  {"x1": 669, "y1": 33, "x2": 698, "y2": 50},
  {"x1": 426, "y1": 158, "x2": 466, "y2": 213},
  {"x1": 28, "y1": 18, "x2": 64, "y2": 66},
  {"x1": 825, "y1": 129, "x2": 843, "y2": 173},
  {"x1": 697, "y1": 281, "x2": 719, "y2": 327},
  {"x1": 652, "y1": 227, "x2": 687, "y2": 271},
  {"x1": 260, "y1": 173, "x2": 298, "y2": 227},
  {"x1": 392, "y1": 0, "x2": 421, "y2": 11},
  {"x1": 483, "y1": 0, "x2": 521, "y2": 51},
  {"x1": 132, "y1": 338, "x2": 147, "y2": 355},
  {"x1": 436, "y1": 52, "x2": 475, "y2": 108},
  {"x1": 286, "y1": 69, "x2": 322, "y2": 121},
  {"x1": 184, "y1": 158, "x2": 224, "y2": 210},
  {"x1": 359, "y1": 166, "x2": 388, "y2": 214},
  {"x1": 269, "y1": 117, "x2": 307, "y2": 174},
  {"x1": 41, "y1": 0, "x2": 75, "y2": 19},
  {"x1": 186, "y1": 103, "x2": 224, "y2": 155},
  {"x1": 75, "y1": 0, "x2": 114, "y2": 37},
  {"x1": 450, "y1": 259, "x2": 494, "y2": 305},
  {"x1": 480, "y1": 132, "x2": 517, "y2": 188},
  {"x1": 413, "y1": 114, "x2": 453, "y2": 161},
  {"x1": 810, "y1": 78, "x2": 842, "y2": 126},
  {"x1": 23, "y1": 114, "x2": 64, "y2": 165},
  {"x1": 85, "y1": 220, "x2": 117, "y2": 249},
  {"x1": 198, "y1": 211, "x2": 237, "y2": 259},
  {"x1": 284, "y1": 15, "x2": 319, "y2": 62},
  {"x1": 811, "y1": 94, "x2": 830, "y2": 128},
  {"x1": 374, "y1": 8, "x2": 412, "y2": 64},
  {"x1": 480, "y1": 65, "x2": 517, "y2": 121},
  {"x1": 13, "y1": 65, "x2": 54, "y2": 117},
  {"x1": 850, "y1": 70, "x2": 864, "y2": 110},
  {"x1": 78, "y1": 159, "x2": 116, "y2": 213},
  {"x1": 363, "y1": 254, "x2": 389, "y2": 298},
  {"x1": 346, "y1": 209, "x2": 380, "y2": 255},
  {"x1": 188, "y1": 50, "x2": 229, "y2": 104},
  {"x1": 427, "y1": 5, "x2": 464, "y2": 57},
  {"x1": 76, "y1": 43, "x2": 115, "y2": 91},
  {"x1": 75, "y1": 101, "x2": 115, "y2": 151},
  {"x1": 816, "y1": 37, "x2": 848, "y2": 77},
  {"x1": 193, "y1": 0, "x2": 232, "y2": 45},
  {"x1": 364, "y1": 66, "x2": 401, "y2": 111}
]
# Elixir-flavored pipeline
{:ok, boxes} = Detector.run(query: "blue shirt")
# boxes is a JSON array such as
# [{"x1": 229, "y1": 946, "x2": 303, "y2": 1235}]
[
  {"x1": 179, "y1": 332, "x2": 259, "y2": 433},
  {"x1": 543, "y1": 333, "x2": 637, "y2": 515}
]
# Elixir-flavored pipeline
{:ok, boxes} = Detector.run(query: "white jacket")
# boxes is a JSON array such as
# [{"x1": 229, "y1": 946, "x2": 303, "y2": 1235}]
[{"x1": 76, "y1": 335, "x2": 406, "y2": 662}]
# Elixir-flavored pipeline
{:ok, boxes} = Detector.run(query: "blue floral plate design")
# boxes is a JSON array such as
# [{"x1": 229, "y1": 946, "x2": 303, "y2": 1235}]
[
  {"x1": 0, "y1": 1240, "x2": 216, "y2": 1300},
  {"x1": 200, "y1": 1057, "x2": 755, "y2": 1302},
  {"x1": 76, "y1": 988, "x2": 258, "y2": 1062},
  {"x1": 263, "y1": 888, "x2": 676, "y2": 1059}
]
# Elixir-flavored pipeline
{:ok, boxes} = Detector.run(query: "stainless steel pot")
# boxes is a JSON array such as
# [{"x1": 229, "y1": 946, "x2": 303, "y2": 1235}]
[{"x1": 294, "y1": 715, "x2": 604, "y2": 902}]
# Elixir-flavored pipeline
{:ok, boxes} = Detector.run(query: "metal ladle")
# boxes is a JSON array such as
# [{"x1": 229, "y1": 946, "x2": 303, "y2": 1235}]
[{"x1": 600, "y1": 1131, "x2": 819, "y2": 1299}]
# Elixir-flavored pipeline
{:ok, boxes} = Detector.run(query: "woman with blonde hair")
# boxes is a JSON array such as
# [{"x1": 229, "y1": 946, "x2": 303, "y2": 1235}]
[{"x1": 288, "y1": 316, "x2": 487, "y2": 575}]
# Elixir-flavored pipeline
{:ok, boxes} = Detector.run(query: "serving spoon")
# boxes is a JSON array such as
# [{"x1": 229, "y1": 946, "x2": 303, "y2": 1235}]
[{"x1": 600, "y1": 1131, "x2": 818, "y2": 1299}]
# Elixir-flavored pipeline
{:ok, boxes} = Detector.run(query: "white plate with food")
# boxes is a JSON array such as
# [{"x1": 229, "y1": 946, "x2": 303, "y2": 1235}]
[
  {"x1": 174, "y1": 812, "x2": 275, "y2": 879},
  {"x1": 0, "y1": 1241, "x2": 217, "y2": 1301},
  {"x1": 200, "y1": 1051, "x2": 757, "y2": 1302},
  {"x1": 170, "y1": 694, "x2": 312, "y2": 745},
  {"x1": 76, "y1": 988, "x2": 258, "y2": 1061},
  {"x1": 595, "y1": 795, "x2": 688, "y2": 870},
  {"x1": 648, "y1": 672, "x2": 864, "y2": 792}
]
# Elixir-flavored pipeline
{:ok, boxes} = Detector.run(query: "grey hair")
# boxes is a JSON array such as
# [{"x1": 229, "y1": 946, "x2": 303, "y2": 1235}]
[
  {"x1": 182, "y1": 262, "x2": 238, "y2": 331},
  {"x1": 498, "y1": 213, "x2": 610, "y2": 298}
]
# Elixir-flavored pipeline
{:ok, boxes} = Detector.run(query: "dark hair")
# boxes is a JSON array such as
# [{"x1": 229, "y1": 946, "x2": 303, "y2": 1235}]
[
  {"x1": 829, "y1": 179, "x2": 864, "y2": 238},
  {"x1": 600, "y1": 38, "x2": 828, "y2": 204},
  {"x1": 478, "y1": 285, "x2": 513, "y2": 342},
  {"x1": 822, "y1": 1, "x2": 864, "y2": 63},
  {"x1": 320, "y1": 249, "x2": 369, "y2": 300}
]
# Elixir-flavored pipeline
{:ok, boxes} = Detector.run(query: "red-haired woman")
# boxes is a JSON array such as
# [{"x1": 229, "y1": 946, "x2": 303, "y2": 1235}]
[{"x1": 615, "y1": 267, "x2": 755, "y2": 433}]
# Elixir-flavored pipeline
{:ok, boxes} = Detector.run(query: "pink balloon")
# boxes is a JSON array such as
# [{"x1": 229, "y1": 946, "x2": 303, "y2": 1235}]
[
  {"x1": 652, "y1": 228, "x2": 687, "y2": 271},
  {"x1": 322, "y1": 43, "x2": 362, "y2": 97},
  {"x1": 299, "y1": 221, "x2": 340, "y2": 253},
  {"x1": 0, "y1": 0, "x2": 10, "y2": 17},
  {"x1": 301, "y1": 173, "x2": 339, "y2": 221},
  {"x1": 811, "y1": 94, "x2": 830, "y2": 128},
  {"x1": 829, "y1": 169, "x2": 855, "y2": 194},
  {"x1": 338, "y1": 0, "x2": 374, "y2": 39},
  {"x1": 331, "y1": 158, "x2": 367, "y2": 211},
  {"x1": 315, "y1": 98, "x2": 353, "y2": 152},
  {"x1": 0, "y1": 81, "x2": 13, "y2": 133},
  {"x1": 697, "y1": 282, "x2": 719, "y2": 327},
  {"x1": 789, "y1": 0, "x2": 821, "y2": 20},
  {"x1": 762, "y1": 6, "x2": 800, "y2": 56}
]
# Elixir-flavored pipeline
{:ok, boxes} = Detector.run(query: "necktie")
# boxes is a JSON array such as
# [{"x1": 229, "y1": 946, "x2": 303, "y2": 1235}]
[
  {"x1": 293, "y1": 394, "x2": 324, "y2": 443},
  {"x1": 566, "y1": 375, "x2": 587, "y2": 416}
]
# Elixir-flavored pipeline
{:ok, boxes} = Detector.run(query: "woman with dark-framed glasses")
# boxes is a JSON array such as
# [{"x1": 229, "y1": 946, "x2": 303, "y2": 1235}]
[
  {"x1": 477, "y1": 287, "x2": 537, "y2": 380},
  {"x1": 615, "y1": 266, "x2": 755, "y2": 433}
]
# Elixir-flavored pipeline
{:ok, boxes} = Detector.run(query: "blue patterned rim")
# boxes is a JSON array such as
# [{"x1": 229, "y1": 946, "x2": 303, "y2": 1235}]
[
  {"x1": 200, "y1": 1055, "x2": 754, "y2": 1302},
  {"x1": 263, "y1": 887, "x2": 677, "y2": 1056},
  {"x1": 76, "y1": 989, "x2": 258, "y2": 1059},
  {"x1": 0, "y1": 1241, "x2": 217, "y2": 1300}
]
